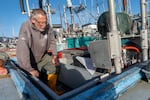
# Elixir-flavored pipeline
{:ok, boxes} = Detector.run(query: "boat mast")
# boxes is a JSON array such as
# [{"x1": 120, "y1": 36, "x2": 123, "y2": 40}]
[
  {"x1": 66, "y1": 0, "x2": 75, "y2": 31},
  {"x1": 140, "y1": 0, "x2": 148, "y2": 61},
  {"x1": 44, "y1": 0, "x2": 53, "y2": 27},
  {"x1": 58, "y1": 4, "x2": 62, "y2": 27},
  {"x1": 63, "y1": 5, "x2": 69, "y2": 34},
  {"x1": 108, "y1": 0, "x2": 122, "y2": 74}
]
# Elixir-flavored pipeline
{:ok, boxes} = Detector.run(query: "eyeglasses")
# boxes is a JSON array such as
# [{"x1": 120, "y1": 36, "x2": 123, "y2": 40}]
[{"x1": 34, "y1": 18, "x2": 47, "y2": 25}]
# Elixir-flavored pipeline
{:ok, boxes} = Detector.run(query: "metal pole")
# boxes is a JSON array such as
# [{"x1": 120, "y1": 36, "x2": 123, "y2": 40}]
[
  {"x1": 64, "y1": 5, "x2": 68, "y2": 34},
  {"x1": 69, "y1": 7, "x2": 74, "y2": 25},
  {"x1": 58, "y1": 4, "x2": 62, "y2": 27},
  {"x1": 141, "y1": 0, "x2": 147, "y2": 30},
  {"x1": 140, "y1": 0, "x2": 148, "y2": 61},
  {"x1": 26, "y1": 0, "x2": 31, "y2": 17},
  {"x1": 66, "y1": 0, "x2": 74, "y2": 31},
  {"x1": 108, "y1": 0, "x2": 122, "y2": 74},
  {"x1": 47, "y1": 3, "x2": 53, "y2": 27},
  {"x1": 108, "y1": 0, "x2": 117, "y2": 31}
]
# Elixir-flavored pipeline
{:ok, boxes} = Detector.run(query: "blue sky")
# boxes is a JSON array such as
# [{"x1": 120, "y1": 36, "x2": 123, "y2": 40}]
[
  {"x1": 0, "y1": 0, "x2": 142, "y2": 37},
  {"x1": 0, "y1": 0, "x2": 27, "y2": 37}
]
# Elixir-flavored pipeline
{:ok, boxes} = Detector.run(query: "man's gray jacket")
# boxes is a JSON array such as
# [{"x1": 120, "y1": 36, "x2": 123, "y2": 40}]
[{"x1": 16, "y1": 20, "x2": 57, "y2": 72}]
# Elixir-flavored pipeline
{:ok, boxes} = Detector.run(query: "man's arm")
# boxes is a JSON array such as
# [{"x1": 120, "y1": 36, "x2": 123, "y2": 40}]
[
  {"x1": 52, "y1": 55, "x2": 60, "y2": 66},
  {"x1": 16, "y1": 23, "x2": 35, "y2": 73}
]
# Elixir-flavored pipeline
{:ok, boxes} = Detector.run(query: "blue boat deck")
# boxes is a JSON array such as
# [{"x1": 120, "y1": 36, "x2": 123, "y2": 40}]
[
  {"x1": 117, "y1": 80, "x2": 150, "y2": 100},
  {"x1": 0, "y1": 76, "x2": 21, "y2": 100},
  {"x1": 0, "y1": 57, "x2": 149, "y2": 100}
]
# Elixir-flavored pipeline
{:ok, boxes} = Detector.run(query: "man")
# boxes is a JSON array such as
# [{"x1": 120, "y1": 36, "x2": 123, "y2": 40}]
[{"x1": 16, "y1": 9, "x2": 59, "y2": 78}]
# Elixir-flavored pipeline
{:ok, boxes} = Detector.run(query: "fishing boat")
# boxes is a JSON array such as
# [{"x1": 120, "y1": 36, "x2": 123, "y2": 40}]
[
  {"x1": 1, "y1": 0, "x2": 150, "y2": 100},
  {"x1": 1, "y1": 50, "x2": 150, "y2": 100}
]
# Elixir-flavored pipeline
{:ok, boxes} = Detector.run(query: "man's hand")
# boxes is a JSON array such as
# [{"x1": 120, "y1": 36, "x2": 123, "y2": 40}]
[
  {"x1": 52, "y1": 55, "x2": 60, "y2": 66},
  {"x1": 29, "y1": 70, "x2": 39, "y2": 77}
]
